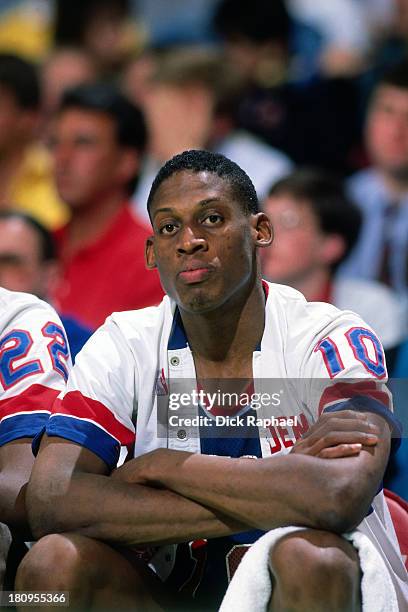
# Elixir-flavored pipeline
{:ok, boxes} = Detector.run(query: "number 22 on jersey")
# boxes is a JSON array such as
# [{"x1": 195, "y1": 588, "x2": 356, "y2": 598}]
[{"x1": 0, "y1": 323, "x2": 69, "y2": 389}]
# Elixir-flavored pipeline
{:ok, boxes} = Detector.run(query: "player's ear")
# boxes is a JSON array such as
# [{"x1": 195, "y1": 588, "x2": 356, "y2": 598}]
[
  {"x1": 145, "y1": 236, "x2": 157, "y2": 269},
  {"x1": 251, "y1": 212, "x2": 273, "y2": 248}
]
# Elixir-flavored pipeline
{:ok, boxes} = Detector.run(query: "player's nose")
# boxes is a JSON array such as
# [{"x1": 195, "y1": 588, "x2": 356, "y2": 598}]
[{"x1": 176, "y1": 225, "x2": 207, "y2": 255}]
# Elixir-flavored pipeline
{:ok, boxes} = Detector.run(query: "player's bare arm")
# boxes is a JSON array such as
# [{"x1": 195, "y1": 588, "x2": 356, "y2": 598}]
[
  {"x1": 0, "y1": 439, "x2": 35, "y2": 537},
  {"x1": 120, "y1": 411, "x2": 390, "y2": 534},
  {"x1": 27, "y1": 435, "x2": 249, "y2": 545}
]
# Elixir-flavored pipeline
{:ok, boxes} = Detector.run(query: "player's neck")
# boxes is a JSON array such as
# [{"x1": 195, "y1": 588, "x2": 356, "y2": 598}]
[{"x1": 180, "y1": 278, "x2": 265, "y2": 377}]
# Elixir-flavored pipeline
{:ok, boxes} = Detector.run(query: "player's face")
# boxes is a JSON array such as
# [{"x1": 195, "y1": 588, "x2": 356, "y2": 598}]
[
  {"x1": 146, "y1": 170, "x2": 271, "y2": 313},
  {"x1": 366, "y1": 84, "x2": 408, "y2": 179},
  {"x1": 261, "y1": 194, "x2": 325, "y2": 283},
  {"x1": 0, "y1": 219, "x2": 52, "y2": 297},
  {"x1": 49, "y1": 109, "x2": 136, "y2": 209}
]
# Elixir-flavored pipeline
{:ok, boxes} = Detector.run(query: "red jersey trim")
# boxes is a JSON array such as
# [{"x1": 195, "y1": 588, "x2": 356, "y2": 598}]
[
  {"x1": 318, "y1": 381, "x2": 391, "y2": 416},
  {"x1": 0, "y1": 384, "x2": 59, "y2": 420},
  {"x1": 52, "y1": 391, "x2": 135, "y2": 446}
]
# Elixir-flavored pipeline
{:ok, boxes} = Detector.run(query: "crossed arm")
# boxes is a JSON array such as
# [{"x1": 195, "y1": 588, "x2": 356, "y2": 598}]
[
  {"x1": 26, "y1": 410, "x2": 390, "y2": 546},
  {"x1": 0, "y1": 439, "x2": 35, "y2": 537}
]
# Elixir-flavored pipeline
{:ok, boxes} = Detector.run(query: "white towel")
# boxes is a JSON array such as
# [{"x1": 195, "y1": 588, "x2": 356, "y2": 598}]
[{"x1": 219, "y1": 527, "x2": 399, "y2": 612}]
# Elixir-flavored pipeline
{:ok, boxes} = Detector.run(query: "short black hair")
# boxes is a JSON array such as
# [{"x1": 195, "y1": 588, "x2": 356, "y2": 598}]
[
  {"x1": 55, "y1": 0, "x2": 129, "y2": 47},
  {"x1": 377, "y1": 59, "x2": 408, "y2": 91},
  {"x1": 0, "y1": 210, "x2": 56, "y2": 261},
  {"x1": 267, "y1": 169, "x2": 362, "y2": 270},
  {"x1": 59, "y1": 83, "x2": 147, "y2": 152},
  {"x1": 0, "y1": 54, "x2": 40, "y2": 109},
  {"x1": 147, "y1": 149, "x2": 259, "y2": 216},
  {"x1": 213, "y1": 0, "x2": 291, "y2": 46},
  {"x1": 58, "y1": 83, "x2": 147, "y2": 193}
]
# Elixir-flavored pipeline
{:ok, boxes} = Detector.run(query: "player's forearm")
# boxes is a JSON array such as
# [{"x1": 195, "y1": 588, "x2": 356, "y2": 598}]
[
  {"x1": 27, "y1": 471, "x2": 248, "y2": 546},
  {"x1": 0, "y1": 439, "x2": 36, "y2": 537},
  {"x1": 149, "y1": 451, "x2": 384, "y2": 534},
  {"x1": 0, "y1": 473, "x2": 31, "y2": 537}
]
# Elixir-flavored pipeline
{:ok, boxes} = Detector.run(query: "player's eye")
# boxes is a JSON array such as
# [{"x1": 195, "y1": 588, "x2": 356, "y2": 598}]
[
  {"x1": 202, "y1": 214, "x2": 223, "y2": 226},
  {"x1": 159, "y1": 223, "x2": 178, "y2": 235}
]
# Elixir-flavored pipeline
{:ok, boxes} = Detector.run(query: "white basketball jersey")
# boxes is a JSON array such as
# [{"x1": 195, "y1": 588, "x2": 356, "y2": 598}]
[{"x1": 0, "y1": 288, "x2": 71, "y2": 446}]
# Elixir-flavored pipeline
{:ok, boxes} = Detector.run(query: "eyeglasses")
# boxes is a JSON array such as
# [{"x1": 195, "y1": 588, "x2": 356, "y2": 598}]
[{"x1": 269, "y1": 209, "x2": 304, "y2": 231}]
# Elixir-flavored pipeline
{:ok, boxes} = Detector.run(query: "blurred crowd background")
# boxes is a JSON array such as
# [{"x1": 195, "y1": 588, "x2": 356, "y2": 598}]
[{"x1": 0, "y1": 0, "x2": 407, "y2": 497}]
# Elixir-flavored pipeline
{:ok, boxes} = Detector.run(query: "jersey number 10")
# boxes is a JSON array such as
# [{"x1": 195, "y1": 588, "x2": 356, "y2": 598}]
[{"x1": 314, "y1": 327, "x2": 386, "y2": 379}]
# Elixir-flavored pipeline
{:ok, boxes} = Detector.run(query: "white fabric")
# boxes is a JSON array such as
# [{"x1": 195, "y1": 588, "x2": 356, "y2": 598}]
[{"x1": 219, "y1": 527, "x2": 399, "y2": 612}]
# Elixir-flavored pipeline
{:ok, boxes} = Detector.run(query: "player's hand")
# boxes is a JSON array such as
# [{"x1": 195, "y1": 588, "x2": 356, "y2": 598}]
[{"x1": 290, "y1": 410, "x2": 380, "y2": 459}]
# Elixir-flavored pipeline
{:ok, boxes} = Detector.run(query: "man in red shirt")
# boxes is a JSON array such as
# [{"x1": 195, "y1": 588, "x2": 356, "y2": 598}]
[{"x1": 49, "y1": 83, "x2": 163, "y2": 329}]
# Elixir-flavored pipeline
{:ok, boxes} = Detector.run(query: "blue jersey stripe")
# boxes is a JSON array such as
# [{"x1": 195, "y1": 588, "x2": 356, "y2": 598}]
[
  {"x1": 0, "y1": 412, "x2": 49, "y2": 446},
  {"x1": 34, "y1": 415, "x2": 121, "y2": 469},
  {"x1": 168, "y1": 309, "x2": 188, "y2": 350}
]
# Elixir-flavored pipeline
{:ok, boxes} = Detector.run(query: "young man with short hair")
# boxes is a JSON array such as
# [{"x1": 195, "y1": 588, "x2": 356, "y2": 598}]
[
  {"x1": 0, "y1": 210, "x2": 92, "y2": 358},
  {"x1": 18, "y1": 151, "x2": 407, "y2": 610},
  {"x1": 49, "y1": 83, "x2": 163, "y2": 329}
]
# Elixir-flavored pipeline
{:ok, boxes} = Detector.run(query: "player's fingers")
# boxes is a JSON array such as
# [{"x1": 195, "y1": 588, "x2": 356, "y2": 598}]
[
  {"x1": 319, "y1": 431, "x2": 379, "y2": 448},
  {"x1": 320, "y1": 410, "x2": 369, "y2": 422},
  {"x1": 300, "y1": 411, "x2": 362, "y2": 437},
  {"x1": 302, "y1": 417, "x2": 380, "y2": 441},
  {"x1": 318, "y1": 443, "x2": 362, "y2": 459},
  {"x1": 302, "y1": 430, "x2": 378, "y2": 456}
]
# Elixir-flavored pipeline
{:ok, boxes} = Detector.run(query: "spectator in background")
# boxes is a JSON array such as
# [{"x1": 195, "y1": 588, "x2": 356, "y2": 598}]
[
  {"x1": 41, "y1": 46, "x2": 99, "y2": 119},
  {"x1": 261, "y1": 169, "x2": 406, "y2": 352},
  {"x1": 131, "y1": 0, "x2": 220, "y2": 47},
  {"x1": 0, "y1": 53, "x2": 68, "y2": 230},
  {"x1": 131, "y1": 47, "x2": 292, "y2": 221},
  {"x1": 0, "y1": 210, "x2": 92, "y2": 359},
  {"x1": 213, "y1": 0, "x2": 360, "y2": 174},
  {"x1": 340, "y1": 61, "x2": 408, "y2": 297},
  {"x1": 54, "y1": 0, "x2": 143, "y2": 77},
  {"x1": 48, "y1": 83, "x2": 163, "y2": 330},
  {"x1": 0, "y1": 0, "x2": 53, "y2": 62},
  {"x1": 287, "y1": 0, "x2": 370, "y2": 78}
]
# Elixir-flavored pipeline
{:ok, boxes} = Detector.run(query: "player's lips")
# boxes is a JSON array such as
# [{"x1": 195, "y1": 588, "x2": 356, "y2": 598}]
[{"x1": 178, "y1": 262, "x2": 214, "y2": 284}]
